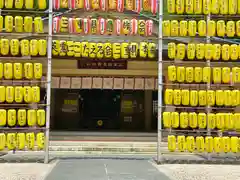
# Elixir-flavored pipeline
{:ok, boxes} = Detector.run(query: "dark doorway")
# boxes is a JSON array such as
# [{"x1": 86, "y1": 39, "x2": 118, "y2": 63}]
[
  {"x1": 80, "y1": 89, "x2": 121, "y2": 130},
  {"x1": 120, "y1": 91, "x2": 145, "y2": 131},
  {"x1": 53, "y1": 89, "x2": 82, "y2": 130}
]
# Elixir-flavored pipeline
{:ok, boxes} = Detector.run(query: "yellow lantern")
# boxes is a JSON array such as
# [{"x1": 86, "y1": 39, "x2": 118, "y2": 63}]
[{"x1": 168, "y1": 135, "x2": 176, "y2": 152}]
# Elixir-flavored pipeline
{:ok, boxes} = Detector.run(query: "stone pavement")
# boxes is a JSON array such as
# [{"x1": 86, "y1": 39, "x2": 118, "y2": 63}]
[
  {"x1": 156, "y1": 164, "x2": 240, "y2": 180},
  {"x1": 0, "y1": 162, "x2": 57, "y2": 180},
  {"x1": 0, "y1": 152, "x2": 171, "y2": 180},
  {"x1": 45, "y1": 158, "x2": 170, "y2": 180},
  {"x1": 1, "y1": 152, "x2": 240, "y2": 180}
]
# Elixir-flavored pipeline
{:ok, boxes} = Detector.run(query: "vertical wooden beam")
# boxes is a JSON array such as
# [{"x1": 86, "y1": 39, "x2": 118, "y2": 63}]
[{"x1": 144, "y1": 90, "x2": 153, "y2": 131}]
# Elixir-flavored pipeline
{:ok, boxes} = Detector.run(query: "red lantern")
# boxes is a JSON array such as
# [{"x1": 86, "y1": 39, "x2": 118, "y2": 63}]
[
  {"x1": 117, "y1": 0, "x2": 124, "y2": 12},
  {"x1": 98, "y1": 17, "x2": 106, "y2": 35},
  {"x1": 52, "y1": 17, "x2": 60, "y2": 33},
  {"x1": 100, "y1": 0, "x2": 106, "y2": 11},
  {"x1": 68, "y1": 0, "x2": 76, "y2": 9},
  {"x1": 151, "y1": 0, "x2": 157, "y2": 14},
  {"x1": 53, "y1": 0, "x2": 60, "y2": 10},
  {"x1": 115, "y1": 19, "x2": 121, "y2": 35},
  {"x1": 146, "y1": 19, "x2": 153, "y2": 36},
  {"x1": 68, "y1": 18, "x2": 75, "y2": 33},
  {"x1": 134, "y1": 0, "x2": 141, "y2": 13},
  {"x1": 130, "y1": 18, "x2": 138, "y2": 35},
  {"x1": 84, "y1": 0, "x2": 90, "y2": 11}
]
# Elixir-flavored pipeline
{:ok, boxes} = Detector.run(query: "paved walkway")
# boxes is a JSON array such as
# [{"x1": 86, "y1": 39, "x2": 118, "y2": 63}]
[
  {"x1": 156, "y1": 164, "x2": 240, "y2": 180},
  {"x1": 1, "y1": 152, "x2": 240, "y2": 180},
  {"x1": 0, "y1": 163, "x2": 56, "y2": 180},
  {"x1": 45, "y1": 158, "x2": 170, "y2": 180}
]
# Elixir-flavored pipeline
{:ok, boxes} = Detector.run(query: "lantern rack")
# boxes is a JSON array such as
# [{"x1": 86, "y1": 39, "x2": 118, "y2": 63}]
[
  {"x1": 157, "y1": 0, "x2": 240, "y2": 164},
  {"x1": 0, "y1": 0, "x2": 52, "y2": 164}
]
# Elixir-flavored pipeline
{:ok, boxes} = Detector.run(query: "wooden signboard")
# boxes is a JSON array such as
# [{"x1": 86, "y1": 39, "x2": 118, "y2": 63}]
[
  {"x1": 78, "y1": 59, "x2": 127, "y2": 69},
  {"x1": 52, "y1": 77, "x2": 60, "y2": 88},
  {"x1": 60, "y1": 77, "x2": 71, "y2": 89},
  {"x1": 71, "y1": 77, "x2": 82, "y2": 89},
  {"x1": 124, "y1": 78, "x2": 134, "y2": 89},
  {"x1": 103, "y1": 78, "x2": 113, "y2": 89},
  {"x1": 82, "y1": 77, "x2": 92, "y2": 89},
  {"x1": 114, "y1": 78, "x2": 124, "y2": 89},
  {"x1": 144, "y1": 78, "x2": 155, "y2": 90},
  {"x1": 134, "y1": 78, "x2": 144, "y2": 90},
  {"x1": 92, "y1": 77, "x2": 103, "y2": 89}
]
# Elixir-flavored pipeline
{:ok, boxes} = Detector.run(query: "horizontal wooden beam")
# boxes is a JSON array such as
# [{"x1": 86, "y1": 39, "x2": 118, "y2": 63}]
[
  {"x1": 128, "y1": 61, "x2": 157, "y2": 70},
  {"x1": 45, "y1": 69, "x2": 158, "y2": 77}
]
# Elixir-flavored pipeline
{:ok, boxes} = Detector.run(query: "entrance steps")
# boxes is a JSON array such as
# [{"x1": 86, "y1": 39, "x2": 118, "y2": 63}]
[
  {"x1": 49, "y1": 141, "x2": 166, "y2": 154},
  {"x1": 50, "y1": 131, "x2": 158, "y2": 142}
]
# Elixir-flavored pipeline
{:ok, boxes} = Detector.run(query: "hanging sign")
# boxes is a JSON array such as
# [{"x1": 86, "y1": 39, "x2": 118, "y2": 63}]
[
  {"x1": 71, "y1": 77, "x2": 82, "y2": 89},
  {"x1": 134, "y1": 78, "x2": 144, "y2": 90},
  {"x1": 103, "y1": 78, "x2": 113, "y2": 89},
  {"x1": 52, "y1": 77, "x2": 60, "y2": 88},
  {"x1": 78, "y1": 59, "x2": 127, "y2": 69},
  {"x1": 92, "y1": 77, "x2": 103, "y2": 89},
  {"x1": 61, "y1": 93, "x2": 79, "y2": 113},
  {"x1": 113, "y1": 78, "x2": 124, "y2": 89},
  {"x1": 124, "y1": 78, "x2": 134, "y2": 89},
  {"x1": 144, "y1": 78, "x2": 155, "y2": 90},
  {"x1": 60, "y1": 77, "x2": 71, "y2": 89},
  {"x1": 82, "y1": 77, "x2": 92, "y2": 89}
]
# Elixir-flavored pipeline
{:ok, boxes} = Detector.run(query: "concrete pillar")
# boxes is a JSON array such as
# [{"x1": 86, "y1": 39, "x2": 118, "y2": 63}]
[{"x1": 144, "y1": 90, "x2": 152, "y2": 131}]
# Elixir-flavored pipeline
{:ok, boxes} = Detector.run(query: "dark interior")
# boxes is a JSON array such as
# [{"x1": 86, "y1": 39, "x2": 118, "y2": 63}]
[{"x1": 51, "y1": 89, "x2": 155, "y2": 131}]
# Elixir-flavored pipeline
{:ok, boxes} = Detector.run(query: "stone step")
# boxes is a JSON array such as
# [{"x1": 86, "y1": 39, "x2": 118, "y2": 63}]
[
  {"x1": 47, "y1": 141, "x2": 171, "y2": 154},
  {"x1": 48, "y1": 146, "x2": 158, "y2": 152},
  {"x1": 49, "y1": 141, "x2": 161, "y2": 147},
  {"x1": 6, "y1": 141, "x2": 172, "y2": 155}
]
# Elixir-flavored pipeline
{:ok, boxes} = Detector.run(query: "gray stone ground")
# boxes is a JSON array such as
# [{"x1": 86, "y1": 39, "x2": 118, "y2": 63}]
[
  {"x1": 0, "y1": 162, "x2": 56, "y2": 180},
  {"x1": 0, "y1": 152, "x2": 170, "y2": 180},
  {"x1": 1, "y1": 152, "x2": 240, "y2": 180},
  {"x1": 46, "y1": 158, "x2": 170, "y2": 180}
]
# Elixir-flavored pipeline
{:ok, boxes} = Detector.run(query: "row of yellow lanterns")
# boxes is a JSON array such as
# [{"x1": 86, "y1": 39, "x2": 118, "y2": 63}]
[
  {"x1": 168, "y1": 135, "x2": 239, "y2": 153},
  {"x1": 0, "y1": 109, "x2": 45, "y2": 127},
  {"x1": 167, "y1": 0, "x2": 240, "y2": 15},
  {"x1": 168, "y1": 66, "x2": 240, "y2": 84},
  {"x1": 168, "y1": 43, "x2": 240, "y2": 61},
  {"x1": 0, "y1": 39, "x2": 47, "y2": 56},
  {"x1": 163, "y1": 112, "x2": 240, "y2": 129},
  {"x1": 0, "y1": 63, "x2": 42, "y2": 80},
  {"x1": 0, "y1": 39, "x2": 157, "y2": 59},
  {"x1": 0, "y1": 132, "x2": 45, "y2": 151},
  {"x1": 165, "y1": 89, "x2": 240, "y2": 106},
  {"x1": 53, "y1": 41, "x2": 156, "y2": 59},
  {"x1": 0, "y1": 0, "x2": 47, "y2": 9},
  {"x1": 163, "y1": 20, "x2": 240, "y2": 37},
  {"x1": 0, "y1": 16, "x2": 44, "y2": 33},
  {"x1": 0, "y1": 86, "x2": 41, "y2": 103}
]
